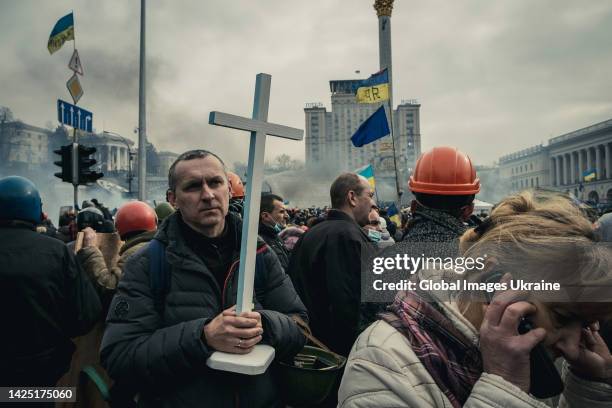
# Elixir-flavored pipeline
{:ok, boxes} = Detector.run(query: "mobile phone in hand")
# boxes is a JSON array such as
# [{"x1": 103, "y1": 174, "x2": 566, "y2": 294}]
[
  {"x1": 518, "y1": 317, "x2": 564, "y2": 398},
  {"x1": 484, "y1": 272, "x2": 564, "y2": 398}
]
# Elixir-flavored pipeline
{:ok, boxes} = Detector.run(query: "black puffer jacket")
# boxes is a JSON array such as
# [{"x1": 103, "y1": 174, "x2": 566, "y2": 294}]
[
  {"x1": 100, "y1": 212, "x2": 307, "y2": 408},
  {"x1": 258, "y1": 222, "x2": 290, "y2": 271},
  {"x1": 0, "y1": 225, "x2": 101, "y2": 386}
]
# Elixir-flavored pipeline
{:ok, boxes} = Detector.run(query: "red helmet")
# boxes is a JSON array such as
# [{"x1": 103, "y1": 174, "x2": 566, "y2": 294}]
[
  {"x1": 227, "y1": 171, "x2": 245, "y2": 198},
  {"x1": 409, "y1": 146, "x2": 480, "y2": 195},
  {"x1": 115, "y1": 201, "x2": 157, "y2": 238}
]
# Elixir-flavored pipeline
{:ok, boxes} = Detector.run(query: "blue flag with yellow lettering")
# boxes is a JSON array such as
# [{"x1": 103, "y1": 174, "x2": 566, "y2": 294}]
[
  {"x1": 350, "y1": 105, "x2": 390, "y2": 147},
  {"x1": 48, "y1": 12, "x2": 74, "y2": 54},
  {"x1": 356, "y1": 69, "x2": 389, "y2": 103}
]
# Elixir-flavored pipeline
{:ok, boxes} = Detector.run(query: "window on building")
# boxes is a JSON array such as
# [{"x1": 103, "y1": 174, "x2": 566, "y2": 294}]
[
  {"x1": 536, "y1": 177, "x2": 539, "y2": 187},
  {"x1": 530, "y1": 163, "x2": 533, "y2": 171},
  {"x1": 530, "y1": 178, "x2": 533, "y2": 187}
]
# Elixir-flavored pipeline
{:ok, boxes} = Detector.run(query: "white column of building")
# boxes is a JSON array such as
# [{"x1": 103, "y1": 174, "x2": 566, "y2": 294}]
[
  {"x1": 596, "y1": 145, "x2": 602, "y2": 180},
  {"x1": 606, "y1": 143, "x2": 612, "y2": 179},
  {"x1": 114, "y1": 146, "x2": 119, "y2": 171},
  {"x1": 556, "y1": 156, "x2": 562, "y2": 186},
  {"x1": 114, "y1": 146, "x2": 118, "y2": 171},
  {"x1": 569, "y1": 152, "x2": 576, "y2": 184},
  {"x1": 578, "y1": 149, "x2": 584, "y2": 182},
  {"x1": 107, "y1": 145, "x2": 112, "y2": 171},
  {"x1": 564, "y1": 154, "x2": 570, "y2": 186}
]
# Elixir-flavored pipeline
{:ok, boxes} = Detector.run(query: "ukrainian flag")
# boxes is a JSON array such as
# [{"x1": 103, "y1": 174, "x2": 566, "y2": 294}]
[
  {"x1": 387, "y1": 203, "x2": 401, "y2": 226},
  {"x1": 583, "y1": 169, "x2": 596, "y2": 182},
  {"x1": 357, "y1": 164, "x2": 376, "y2": 190},
  {"x1": 48, "y1": 12, "x2": 74, "y2": 54},
  {"x1": 356, "y1": 69, "x2": 389, "y2": 104}
]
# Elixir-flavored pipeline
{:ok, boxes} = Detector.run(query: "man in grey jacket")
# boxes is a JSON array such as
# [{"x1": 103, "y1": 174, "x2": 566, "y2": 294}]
[{"x1": 101, "y1": 150, "x2": 307, "y2": 408}]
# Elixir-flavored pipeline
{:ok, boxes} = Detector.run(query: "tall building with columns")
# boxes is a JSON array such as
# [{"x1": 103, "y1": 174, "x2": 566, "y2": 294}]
[
  {"x1": 304, "y1": 0, "x2": 421, "y2": 202},
  {"x1": 79, "y1": 131, "x2": 135, "y2": 175},
  {"x1": 304, "y1": 91, "x2": 421, "y2": 185},
  {"x1": 499, "y1": 118, "x2": 612, "y2": 203}
]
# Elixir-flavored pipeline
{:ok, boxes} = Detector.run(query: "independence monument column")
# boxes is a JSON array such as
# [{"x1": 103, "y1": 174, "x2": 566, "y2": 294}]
[{"x1": 374, "y1": 0, "x2": 394, "y2": 105}]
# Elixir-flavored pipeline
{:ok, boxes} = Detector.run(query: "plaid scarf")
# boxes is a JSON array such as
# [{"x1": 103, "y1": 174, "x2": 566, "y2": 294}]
[{"x1": 381, "y1": 290, "x2": 482, "y2": 407}]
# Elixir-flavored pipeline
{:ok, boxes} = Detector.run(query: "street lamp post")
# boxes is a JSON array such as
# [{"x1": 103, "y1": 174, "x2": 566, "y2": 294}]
[
  {"x1": 103, "y1": 131, "x2": 135, "y2": 196},
  {"x1": 125, "y1": 149, "x2": 134, "y2": 196}
]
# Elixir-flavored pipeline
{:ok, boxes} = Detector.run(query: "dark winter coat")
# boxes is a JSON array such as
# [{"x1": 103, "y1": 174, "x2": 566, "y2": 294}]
[
  {"x1": 258, "y1": 222, "x2": 291, "y2": 271},
  {"x1": 100, "y1": 212, "x2": 307, "y2": 408},
  {"x1": 360, "y1": 204, "x2": 469, "y2": 329},
  {"x1": 0, "y1": 225, "x2": 102, "y2": 386},
  {"x1": 400, "y1": 204, "x2": 468, "y2": 245},
  {"x1": 287, "y1": 209, "x2": 376, "y2": 357}
]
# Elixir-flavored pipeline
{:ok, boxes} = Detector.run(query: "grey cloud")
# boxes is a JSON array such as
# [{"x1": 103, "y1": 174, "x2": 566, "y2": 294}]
[{"x1": 2, "y1": 0, "x2": 612, "y2": 169}]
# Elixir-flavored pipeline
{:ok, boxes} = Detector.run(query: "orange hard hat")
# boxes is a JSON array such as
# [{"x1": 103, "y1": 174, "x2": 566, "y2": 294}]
[
  {"x1": 115, "y1": 201, "x2": 157, "y2": 238},
  {"x1": 409, "y1": 146, "x2": 480, "y2": 195},
  {"x1": 227, "y1": 171, "x2": 245, "y2": 198}
]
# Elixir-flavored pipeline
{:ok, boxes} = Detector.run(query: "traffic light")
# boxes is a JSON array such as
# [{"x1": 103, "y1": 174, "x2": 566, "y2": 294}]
[
  {"x1": 77, "y1": 144, "x2": 103, "y2": 185},
  {"x1": 54, "y1": 144, "x2": 73, "y2": 183}
]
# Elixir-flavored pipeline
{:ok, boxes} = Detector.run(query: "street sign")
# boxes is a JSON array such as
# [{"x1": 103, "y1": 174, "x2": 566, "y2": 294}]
[
  {"x1": 66, "y1": 73, "x2": 83, "y2": 104},
  {"x1": 57, "y1": 99, "x2": 93, "y2": 132},
  {"x1": 68, "y1": 49, "x2": 84, "y2": 75}
]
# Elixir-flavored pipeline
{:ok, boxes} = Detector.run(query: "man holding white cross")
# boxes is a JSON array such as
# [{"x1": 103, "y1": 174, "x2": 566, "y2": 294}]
[{"x1": 100, "y1": 149, "x2": 307, "y2": 407}]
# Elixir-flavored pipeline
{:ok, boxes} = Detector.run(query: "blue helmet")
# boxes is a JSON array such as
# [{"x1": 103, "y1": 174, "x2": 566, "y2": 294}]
[{"x1": 0, "y1": 176, "x2": 42, "y2": 224}]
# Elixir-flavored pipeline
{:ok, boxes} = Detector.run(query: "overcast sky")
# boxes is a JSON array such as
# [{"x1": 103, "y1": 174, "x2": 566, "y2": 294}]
[{"x1": 1, "y1": 0, "x2": 612, "y2": 166}]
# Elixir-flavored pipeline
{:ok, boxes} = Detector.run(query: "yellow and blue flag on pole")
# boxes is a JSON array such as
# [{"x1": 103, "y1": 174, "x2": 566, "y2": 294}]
[
  {"x1": 357, "y1": 164, "x2": 376, "y2": 190},
  {"x1": 48, "y1": 12, "x2": 74, "y2": 54},
  {"x1": 583, "y1": 169, "x2": 596, "y2": 182},
  {"x1": 356, "y1": 69, "x2": 389, "y2": 104},
  {"x1": 350, "y1": 105, "x2": 390, "y2": 147},
  {"x1": 387, "y1": 203, "x2": 401, "y2": 226}
]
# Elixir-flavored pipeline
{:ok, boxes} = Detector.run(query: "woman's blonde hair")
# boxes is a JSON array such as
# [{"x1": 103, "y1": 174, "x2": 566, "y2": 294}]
[{"x1": 459, "y1": 189, "x2": 612, "y2": 322}]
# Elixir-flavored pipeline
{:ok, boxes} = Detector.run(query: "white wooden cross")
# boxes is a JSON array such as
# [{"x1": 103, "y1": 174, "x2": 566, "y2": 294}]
[{"x1": 206, "y1": 73, "x2": 303, "y2": 375}]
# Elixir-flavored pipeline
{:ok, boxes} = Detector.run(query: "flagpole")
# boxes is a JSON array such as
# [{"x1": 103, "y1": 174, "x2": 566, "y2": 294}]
[
  {"x1": 71, "y1": 9, "x2": 78, "y2": 211},
  {"x1": 138, "y1": 0, "x2": 147, "y2": 201},
  {"x1": 370, "y1": 160, "x2": 380, "y2": 204},
  {"x1": 72, "y1": 10, "x2": 76, "y2": 51}
]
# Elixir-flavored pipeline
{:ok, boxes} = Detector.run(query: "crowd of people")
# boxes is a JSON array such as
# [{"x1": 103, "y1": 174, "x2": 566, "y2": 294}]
[{"x1": 1, "y1": 146, "x2": 611, "y2": 408}]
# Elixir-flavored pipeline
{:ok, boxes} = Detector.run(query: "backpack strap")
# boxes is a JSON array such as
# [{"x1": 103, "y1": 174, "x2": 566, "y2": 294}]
[
  {"x1": 149, "y1": 239, "x2": 267, "y2": 313},
  {"x1": 148, "y1": 238, "x2": 171, "y2": 314}
]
